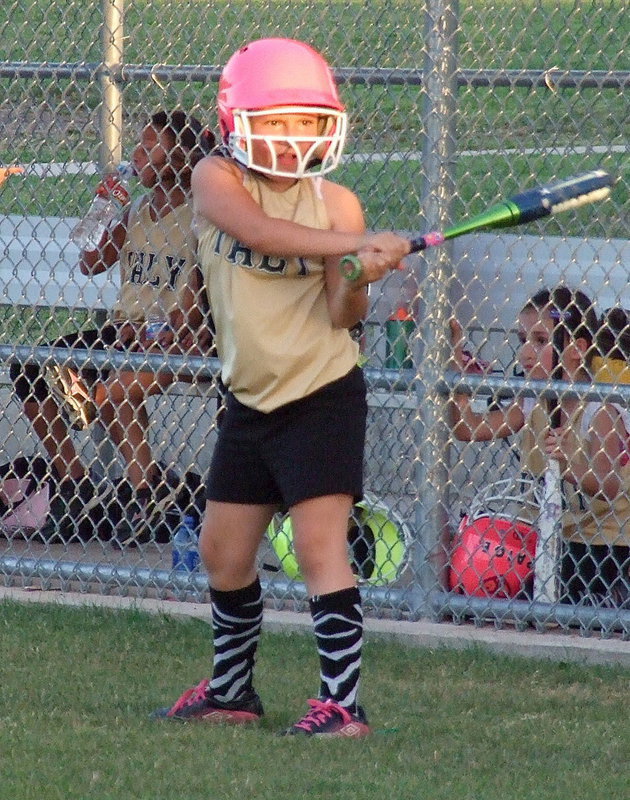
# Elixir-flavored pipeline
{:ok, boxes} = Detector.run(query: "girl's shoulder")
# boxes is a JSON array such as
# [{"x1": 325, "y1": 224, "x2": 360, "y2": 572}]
[
  {"x1": 196, "y1": 151, "x2": 241, "y2": 175},
  {"x1": 191, "y1": 156, "x2": 245, "y2": 209},
  {"x1": 582, "y1": 401, "x2": 630, "y2": 436},
  {"x1": 319, "y1": 176, "x2": 359, "y2": 202},
  {"x1": 192, "y1": 153, "x2": 244, "y2": 192},
  {"x1": 319, "y1": 177, "x2": 363, "y2": 226}
]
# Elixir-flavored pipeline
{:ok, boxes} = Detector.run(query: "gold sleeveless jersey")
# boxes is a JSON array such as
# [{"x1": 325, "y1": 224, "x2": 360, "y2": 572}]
[
  {"x1": 521, "y1": 401, "x2": 630, "y2": 546},
  {"x1": 112, "y1": 196, "x2": 198, "y2": 323},
  {"x1": 197, "y1": 171, "x2": 359, "y2": 412}
]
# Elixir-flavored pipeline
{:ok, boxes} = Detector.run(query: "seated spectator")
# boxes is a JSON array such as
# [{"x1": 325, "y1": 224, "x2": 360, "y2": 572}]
[
  {"x1": 10, "y1": 109, "x2": 216, "y2": 544},
  {"x1": 449, "y1": 286, "x2": 630, "y2": 607}
]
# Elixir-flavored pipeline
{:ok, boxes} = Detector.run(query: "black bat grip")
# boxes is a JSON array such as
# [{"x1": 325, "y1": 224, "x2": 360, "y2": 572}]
[
  {"x1": 409, "y1": 231, "x2": 445, "y2": 253},
  {"x1": 409, "y1": 236, "x2": 428, "y2": 253}
]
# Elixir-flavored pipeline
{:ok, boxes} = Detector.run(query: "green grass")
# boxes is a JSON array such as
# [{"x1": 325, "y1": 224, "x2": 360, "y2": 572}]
[
  {"x1": 0, "y1": 1, "x2": 627, "y2": 233},
  {"x1": 339, "y1": 152, "x2": 628, "y2": 236},
  {"x1": 2, "y1": 151, "x2": 627, "y2": 239},
  {"x1": 0, "y1": 306, "x2": 94, "y2": 344},
  {"x1": 2, "y1": 1, "x2": 626, "y2": 71},
  {"x1": 1, "y1": 600, "x2": 629, "y2": 800},
  {"x1": 0, "y1": 173, "x2": 143, "y2": 218}
]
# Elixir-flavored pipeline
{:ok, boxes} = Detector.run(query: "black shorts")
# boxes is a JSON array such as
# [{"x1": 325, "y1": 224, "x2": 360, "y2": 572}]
[
  {"x1": 561, "y1": 541, "x2": 630, "y2": 604},
  {"x1": 10, "y1": 325, "x2": 120, "y2": 403},
  {"x1": 206, "y1": 366, "x2": 368, "y2": 507}
]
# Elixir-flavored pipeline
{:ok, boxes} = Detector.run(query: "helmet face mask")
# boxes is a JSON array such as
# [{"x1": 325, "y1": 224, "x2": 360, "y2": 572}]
[
  {"x1": 218, "y1": 38, "x2": 348, "y2": 178},
  {"x1": 449, "y1": 478, "x2": 541, "y2": 599},
  {"x1": 229, "y1": 105, "x2": 348, "y2": 178}
]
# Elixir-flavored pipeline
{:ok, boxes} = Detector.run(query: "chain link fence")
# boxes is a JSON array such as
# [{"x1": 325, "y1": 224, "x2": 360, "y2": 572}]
[{"x1": 0, "y1": 1, "x2": 628, "y2": 636}]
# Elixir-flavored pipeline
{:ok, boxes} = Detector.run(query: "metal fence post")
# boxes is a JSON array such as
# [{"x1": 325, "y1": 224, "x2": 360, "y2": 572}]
[
  {"x1": 99, "y1": 0, "x2": 124, "y2": 171},
  {"x1": 411, "y1": 0, "x2": 460, "y2": 616}
]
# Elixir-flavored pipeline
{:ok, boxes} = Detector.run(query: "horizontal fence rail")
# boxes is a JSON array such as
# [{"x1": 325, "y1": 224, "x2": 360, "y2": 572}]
[{"x1": 2, "y1": 63, "x2": 630, "y2": 89}]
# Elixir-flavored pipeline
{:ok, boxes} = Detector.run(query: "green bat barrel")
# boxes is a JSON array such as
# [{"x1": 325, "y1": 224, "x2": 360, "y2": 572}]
[
  {"x1": 442, "y1": 199, "x2": 524, "y2": 240},
  {"x1": 443, "y1": 170, "x2": 614, "y2": 240},
  {"x1": 409, "y1": 198, "x2": 526, "y2": 251},
  {"x1": 350, "y1": 171, "x2": 614, "y2": 261}
]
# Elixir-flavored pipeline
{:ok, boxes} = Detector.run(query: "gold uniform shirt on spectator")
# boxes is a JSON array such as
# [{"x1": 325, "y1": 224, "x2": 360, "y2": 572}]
[
  {"x1": 113, "y1": 196, "x2": 198, "y2": 324},
  {"x1": 521, "y1": 400, "x2": 630, "y2": 547}
]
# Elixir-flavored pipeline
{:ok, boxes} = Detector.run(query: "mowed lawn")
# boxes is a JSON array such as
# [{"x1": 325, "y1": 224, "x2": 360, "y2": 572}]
[{"x1": 1, "y1": 600, "x2": 628, "y2": 800}]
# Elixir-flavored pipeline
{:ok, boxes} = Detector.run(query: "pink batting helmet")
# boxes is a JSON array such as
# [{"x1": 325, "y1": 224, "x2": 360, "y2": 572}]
[{"x1": 217, "y1": 38, "x2": 347, "y2": 177}]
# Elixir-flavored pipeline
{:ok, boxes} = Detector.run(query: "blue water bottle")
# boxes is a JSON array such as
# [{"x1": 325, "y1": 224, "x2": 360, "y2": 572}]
[{"x1": 172, "y1": 514, "x2": 200, "y2": 572}]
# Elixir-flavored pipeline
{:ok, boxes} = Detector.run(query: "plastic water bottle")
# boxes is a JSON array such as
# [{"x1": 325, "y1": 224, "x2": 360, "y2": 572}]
[
  {"x1": 145, "y1": 313, "x2": 171, "y2": 343},
  {"x1": 70, "y1": 162, "x2": 134, "y2": 251},
  {"x1": 172, "y1": 514, "x2": 200, "y2": 572},
  {"x1": 385, "y1": 306, "x2": 415, "y2": 369}
]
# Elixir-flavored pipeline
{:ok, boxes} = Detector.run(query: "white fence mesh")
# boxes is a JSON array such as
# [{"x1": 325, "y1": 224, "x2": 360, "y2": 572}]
[{"x1": 0, "y1": 0, "x2": 628, "y2": 634}]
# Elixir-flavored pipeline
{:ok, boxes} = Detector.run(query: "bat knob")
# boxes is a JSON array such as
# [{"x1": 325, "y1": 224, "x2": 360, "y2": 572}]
[{"x1": 339, "y1": 254, "x2": 363, "y2": 281}]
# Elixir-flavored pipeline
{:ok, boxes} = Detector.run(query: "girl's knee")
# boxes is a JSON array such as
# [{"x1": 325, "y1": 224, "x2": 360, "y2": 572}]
[
  {"x1": 199, "y1": 524, "x2": 228, "y2": 573},
  {"x1": 199, "y1": 526, "x2": 256, "y2": 585},
  {"x1": 293, "y1": 525, "x2": 352, "y2": 589}
]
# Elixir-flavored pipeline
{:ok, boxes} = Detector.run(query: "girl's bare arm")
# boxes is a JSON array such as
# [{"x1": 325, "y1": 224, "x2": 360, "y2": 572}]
[
  {"x1": 447, "y1": 319, "x2": 525, "y2": 441},
  {"x1": 192, "y1": 156, "x2": 408, "y2": 261},
  {"x1": 79, "y1": 209, "x2": 129, "y2": 276},
  {"x1": 170, "y1": 266, "x2": 207, "y2": 349},
  {"x1": 550, "y1": 405, "x2": 628, "y2": 499},
  {"x1": 321, "y1": 181, "x2": 410, "y2": 329}
]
